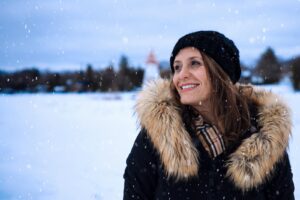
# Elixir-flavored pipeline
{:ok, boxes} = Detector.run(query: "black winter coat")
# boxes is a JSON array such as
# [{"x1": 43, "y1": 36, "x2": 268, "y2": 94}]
[{"x1": 123, "y1": 79, "x2": 295, "y2": 200}]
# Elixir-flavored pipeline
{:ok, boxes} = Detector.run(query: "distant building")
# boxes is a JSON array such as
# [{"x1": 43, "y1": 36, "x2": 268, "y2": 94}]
[{"x1": 143, "y1": 51, "x2": 160, "y2": 86}]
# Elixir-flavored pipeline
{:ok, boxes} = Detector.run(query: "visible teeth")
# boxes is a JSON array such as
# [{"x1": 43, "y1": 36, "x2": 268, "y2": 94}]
[{"x1": 181, "y1": 84, "x2": 197, "y2": 89}]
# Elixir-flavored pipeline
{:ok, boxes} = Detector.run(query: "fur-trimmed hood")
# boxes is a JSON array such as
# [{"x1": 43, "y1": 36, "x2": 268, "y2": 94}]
[{"x1": 135, "y1": 79, "x2": 292, "y2": 192}]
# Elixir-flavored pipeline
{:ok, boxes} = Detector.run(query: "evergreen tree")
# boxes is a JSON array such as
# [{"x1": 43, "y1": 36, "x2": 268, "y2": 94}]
[
  {"x1": 254, "y1": 47, "x2": 281, "y2": 84},
  {"x1": 119, "y1": 55, "x2": 130, "y2": 76},
  {"x1": 291, "y1": 56, "x2": 300, "y2": 90},
  {"x1": 117, "y1": 55, "x2": 132, "y2": 91},
  {"x1": 85, "y1": 64, "x2": 98, "y2": 91}
]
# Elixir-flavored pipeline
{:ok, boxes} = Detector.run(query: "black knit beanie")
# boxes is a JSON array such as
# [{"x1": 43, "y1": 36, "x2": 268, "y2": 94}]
[{"x1": 170, "y1": 31, "x2": 241, "y2": 84}]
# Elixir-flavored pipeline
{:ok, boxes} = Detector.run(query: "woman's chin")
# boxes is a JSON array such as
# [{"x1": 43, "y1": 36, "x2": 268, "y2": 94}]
[{"x1": 180, "y1": 99, "x2": 198, "y2": 106}]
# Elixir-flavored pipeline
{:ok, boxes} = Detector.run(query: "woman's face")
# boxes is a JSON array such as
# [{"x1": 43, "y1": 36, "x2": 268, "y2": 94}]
[{"x1": 172, "y1": 47, "x2": 212, "y2": 107}]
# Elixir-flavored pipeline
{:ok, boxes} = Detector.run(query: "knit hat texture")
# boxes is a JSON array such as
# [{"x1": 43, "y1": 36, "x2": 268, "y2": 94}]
[{"x1": 170, "y1": 31, "x2": 241, "y2": 83}]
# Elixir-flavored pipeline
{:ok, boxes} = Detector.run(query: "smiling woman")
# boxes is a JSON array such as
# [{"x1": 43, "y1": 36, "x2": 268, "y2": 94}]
[
  {"x1": 123, "y1": 31, "x2": 295, "y2": 199},
  {"x1": 172, "y1": 47, "x2": 212, "y2": 109}
]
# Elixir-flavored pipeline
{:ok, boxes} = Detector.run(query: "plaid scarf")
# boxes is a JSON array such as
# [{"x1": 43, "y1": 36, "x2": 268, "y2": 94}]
[{"x1": 192, "y1": 113, "x2": 226, "y2": 158}]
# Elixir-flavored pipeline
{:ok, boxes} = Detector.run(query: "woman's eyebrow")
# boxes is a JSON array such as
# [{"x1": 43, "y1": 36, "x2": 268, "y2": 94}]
[{"x1": 188, "y1": 56, "x2": 201, "y2": 60}]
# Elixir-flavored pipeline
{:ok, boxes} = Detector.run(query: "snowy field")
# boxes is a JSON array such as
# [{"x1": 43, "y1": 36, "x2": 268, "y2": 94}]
[{"x1": 0, "y1": 84, "x2": 299, "y2": 200}]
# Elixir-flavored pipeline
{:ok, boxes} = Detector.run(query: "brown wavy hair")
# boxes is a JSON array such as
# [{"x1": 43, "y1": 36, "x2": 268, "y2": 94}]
[{"x1": 170, "y1": 52, "x2": 251, "y2": 146}]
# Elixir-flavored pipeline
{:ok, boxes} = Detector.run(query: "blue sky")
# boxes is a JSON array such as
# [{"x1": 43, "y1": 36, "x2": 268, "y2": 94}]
[{"x1": 0, "y1": 0, "x2": 299, "y2": 71}]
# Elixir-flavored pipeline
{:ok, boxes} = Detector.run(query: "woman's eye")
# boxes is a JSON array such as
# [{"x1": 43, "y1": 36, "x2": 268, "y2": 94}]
[
  {"x1": 191, "y1": 60, "x2": 201, "y2": 66},
  {"x1": 173, "y1": 65, "x2": 181, "y2": 72}
]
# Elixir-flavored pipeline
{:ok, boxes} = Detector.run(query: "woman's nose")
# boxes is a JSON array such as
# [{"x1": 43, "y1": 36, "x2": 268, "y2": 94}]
[{"x1": 179, "y1": 66, "x2": 190, "y2": 79}]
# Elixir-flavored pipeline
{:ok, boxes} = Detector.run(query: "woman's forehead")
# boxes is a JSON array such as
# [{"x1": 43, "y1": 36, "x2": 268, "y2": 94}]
[{"x1": 175, "y1": 47, "x2": 203, "y2": 61}]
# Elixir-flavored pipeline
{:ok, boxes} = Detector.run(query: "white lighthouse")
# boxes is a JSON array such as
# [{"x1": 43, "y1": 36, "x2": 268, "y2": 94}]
[{"x1": 143, "y1": 51, "x2": 160, "y2": 86}]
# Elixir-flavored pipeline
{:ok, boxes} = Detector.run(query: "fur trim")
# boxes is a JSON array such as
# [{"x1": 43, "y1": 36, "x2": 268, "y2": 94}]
[
  {"x1": 135, "y1": 79, "x2": 292, "y2": 191},
  {"x1": 226, "y1": 85, "x2": 292, "y2": 191},
  {"x1": 135, "y1": 79, "x2": 199, "y2": 179}
]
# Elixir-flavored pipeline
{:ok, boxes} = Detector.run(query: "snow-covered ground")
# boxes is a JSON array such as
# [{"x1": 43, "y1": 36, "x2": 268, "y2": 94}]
[{"x1": 0, "y1": 84, "x2": 299, "y2": 200}]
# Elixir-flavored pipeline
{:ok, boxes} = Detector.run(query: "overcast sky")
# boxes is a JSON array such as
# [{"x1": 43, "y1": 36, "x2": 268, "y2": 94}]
[{"x1": 0, "y1": 0, "x2": 299, "y2": 71}]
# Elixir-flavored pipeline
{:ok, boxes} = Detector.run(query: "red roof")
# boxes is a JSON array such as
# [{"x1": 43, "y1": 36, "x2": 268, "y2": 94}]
[{"x1": 146, "y1": 51, "x2": 158, "y2": 65}]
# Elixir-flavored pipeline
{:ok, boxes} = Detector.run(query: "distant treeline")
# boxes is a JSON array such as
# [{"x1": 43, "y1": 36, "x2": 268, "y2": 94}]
[
  {"x1": 0, "y1": 56, "x2": 145, "y2": 93},
  {"x1": 1, "y1": 47, "x2": 300, "y2": 93}
]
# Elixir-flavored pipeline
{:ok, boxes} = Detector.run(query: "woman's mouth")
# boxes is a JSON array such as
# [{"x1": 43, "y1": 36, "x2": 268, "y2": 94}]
[{"x1": 180, "y1": 84, "x2": 199, "y2": 92}]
